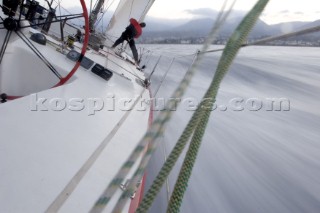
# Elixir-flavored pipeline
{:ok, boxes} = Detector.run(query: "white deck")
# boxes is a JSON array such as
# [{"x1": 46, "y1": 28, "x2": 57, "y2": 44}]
[{"x1": 0, "y1": 27, "x2": 151, "y2": 212}]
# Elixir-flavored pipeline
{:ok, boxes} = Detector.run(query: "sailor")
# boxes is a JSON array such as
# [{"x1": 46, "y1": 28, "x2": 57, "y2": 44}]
[{"x1": 111, "y1": 18, "x2": 146, "y2": 65}]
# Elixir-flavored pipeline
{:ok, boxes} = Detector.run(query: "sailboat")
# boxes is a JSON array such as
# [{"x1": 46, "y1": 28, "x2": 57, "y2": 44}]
[
  {"x1": 0, "y1": 0, "x2": 155, "y2": 212},
  {"x1": 1, "y1": 0, "x2": 287, "y2": 212}
]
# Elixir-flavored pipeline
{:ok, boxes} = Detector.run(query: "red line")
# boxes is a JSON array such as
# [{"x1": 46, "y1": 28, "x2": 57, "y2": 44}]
[
  {"x1": 128, "y1": 87, "x2": 154, "y2": 213},
  {"x1": 6, "y1": 95, "x2": 22, "y2": 100},
  {"x1": 128, "y1": 173, "x2": 147, "y2": 213},
  {"x1": 55, "y1": 0, "x2": 89, "y2": 87},
  {"x1": 147, "y1": 88, "x2": 154, "y2": 126},
  {"x1": 5, "y1": 0, "x2": 90, "y2": 98}
]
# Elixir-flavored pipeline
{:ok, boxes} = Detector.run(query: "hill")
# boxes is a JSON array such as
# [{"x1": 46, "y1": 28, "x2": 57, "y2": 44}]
[{"x1": 141, "y1": 17, "x2": 320, "y2": 44}]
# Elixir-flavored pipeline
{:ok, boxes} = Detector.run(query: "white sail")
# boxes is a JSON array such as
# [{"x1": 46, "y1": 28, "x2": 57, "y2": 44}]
[{"x1": 105, "y1": 0, "x2": 155, "y2": 44}]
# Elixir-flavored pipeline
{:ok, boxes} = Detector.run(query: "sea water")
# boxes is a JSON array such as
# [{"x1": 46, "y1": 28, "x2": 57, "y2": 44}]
[{"x1": 141, "y1": 44, "x2": 320, "y2": 213}]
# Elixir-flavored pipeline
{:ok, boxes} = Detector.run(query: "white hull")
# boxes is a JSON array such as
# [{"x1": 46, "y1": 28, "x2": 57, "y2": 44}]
[{"x1": 0, "y1": 25, "x2": 152, "y2": 212}]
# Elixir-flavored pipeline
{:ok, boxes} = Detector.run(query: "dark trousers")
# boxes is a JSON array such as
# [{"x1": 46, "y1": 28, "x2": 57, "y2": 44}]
[{"x1": 112, "y1": 31, "x2": 138, "y2": 63}]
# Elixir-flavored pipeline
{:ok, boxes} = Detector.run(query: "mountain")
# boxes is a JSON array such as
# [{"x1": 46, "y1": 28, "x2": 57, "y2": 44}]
[
  {"x1": 143, "y1": 17, "x2": 188, "y2": 32},
  {"x1": 269, "y1": 21, "x2": 310, "y2": 34},
  {"x1": 294, "y1": 20, "x2": 320, "y2": 38},
  {"x1": 141, "y1": 17, "x2": 320, "y2": 43},
  {"x1": 61, "y1": 6, "x2": 320, "y2": 44},
  {"x1": 142, "y1": 17, "x2": 274, "y2": 40},
  {"x1": 298, "y1": 19, "x2": 320, "y2": 29},
  {"x1": 173, "y1": 18, "x2": 214, "y2": 35},
  {"x1": 219, "y1": 17, "x2": 271, "y2": 37}
]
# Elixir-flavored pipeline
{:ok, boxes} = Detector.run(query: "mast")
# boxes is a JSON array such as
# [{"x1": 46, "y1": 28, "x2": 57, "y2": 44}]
[{"x1": 89, "y1": 0, "x2": 105, "y2": 32}]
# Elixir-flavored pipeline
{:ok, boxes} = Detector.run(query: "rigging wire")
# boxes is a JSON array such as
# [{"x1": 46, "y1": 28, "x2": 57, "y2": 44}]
[
  {"x1": 89, "y1": 1, "x2": 237, "y2": 212},
  {"x1": 147, "y1": 55, "x2": 161, "y2": 80},
  {"x1": 0, "y1": 0, "x2": 89, "y2": 100},
  {"x1": 90, "y1": 0, "x2": 93, "y2": 15},
  {"x1": 153, "y1": 57, "x2": 175, "y2": 97},
  {"x1": 0, "y1": 14, "x2": 84, "y2": 30},
  {"x1": 173, "y1": 24, "x2": 320, "y2": 57},
  {"x1": 0, "y1": 0, "x2": 320, "y2": 211},
  {"x1": 140, "y1": 0, "x2": 154, "y2": 21},
  {"x1": 136, "y1": 22, "x2": 320, "y2": 64},
  {"x1": 0, "y1": 30, "x2": 12, "y2": 64},
  {"x1": 52, "y1": 0, "x2": 90, "y2": 86},
  {"x1": 89, "y1": 1, "x2": 232, "y2": 208},
  {"x1": 199, "y1": 27, "x2": 320, "y2": 55},
  {"x1": 167, "y1": 1, "x2": 269, "y2": 212},
  {"x1": 103, "y1": 0, "x2": 151, "y2": 47},
  {"x1": 148, "y1": 22, "x2": 320, "y2": 104},
  {"x1": 56, "y1": 0, "x2": 65, "y2": 51},
  {"x1": 1, "y1": 0, "x2": 318, "y2": 211},
  {"x1": 94, "y1": 0, "x2": 117, "y2": 32},
  {"x1": 97, "y1": 50, "x2": 145, "y2": 81},
  {"x1": 52, "y1": 0, "x2": 84, "y2": 27},
  {"x1": 15, "y1": 30, "x2": 62, "y2": 79},
  {"x1": 128, "y1": 0, "x2": 135, "y2": 20}
]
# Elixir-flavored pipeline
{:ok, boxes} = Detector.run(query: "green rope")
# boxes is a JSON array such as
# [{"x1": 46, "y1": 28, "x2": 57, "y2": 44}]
[
  {"x1": 90, "y1": 0, "x2": 270, "y2": 211},
  {"x1": 135, "y1": 104, "x2": 203, "y2": 213},
  {"x1": 134, "y1": 2, "x2": 239, "y2": 212},
  {"x1": 110, "y1": 3, "x2": 240, "y2": 213},
  {"x1": 89, "y1": 53, "x2": 198, "y2": 213},
  {"x1": 137, "y1": 2, "x2": 242, "y2": 212},
  {"x1": 89, "y1": 3, "x2": 234, "y2": 212},
  {"x1": 90, "y1": 4, "x2": 239, "y2": 213},
  {"x1": 167, "y1": 1, "x2": 269, "y2": 212}
]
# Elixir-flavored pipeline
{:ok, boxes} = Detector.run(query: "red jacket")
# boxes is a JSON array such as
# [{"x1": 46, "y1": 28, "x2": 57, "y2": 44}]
[{"x1": 130, "y1": 18, "x2": 142, "y2": 38}]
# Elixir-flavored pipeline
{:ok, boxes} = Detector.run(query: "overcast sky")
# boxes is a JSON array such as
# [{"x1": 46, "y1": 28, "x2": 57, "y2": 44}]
[
  {"x1": 149, "y1": 0, "x2": 320, "y2": 24},
  {"x1": 60, "y1": 0, "x2": 320, "y2": 24}
]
